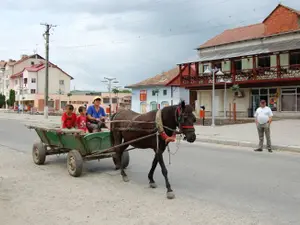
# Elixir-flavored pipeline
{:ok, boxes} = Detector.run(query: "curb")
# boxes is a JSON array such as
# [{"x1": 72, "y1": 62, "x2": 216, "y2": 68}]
[{"x1": 195, "y1": 137, "x2": 300, "y2": 153}]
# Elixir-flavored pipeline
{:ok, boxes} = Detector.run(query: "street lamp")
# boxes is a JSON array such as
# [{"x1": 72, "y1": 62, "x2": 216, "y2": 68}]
[
  {"x1": 204, "y1": 67, "x2": 224, "y2": 127},
  {"x1": 102, "y1": 77, "x2": 119, "y2": 115},
  {"x1": 219, "y1": 77, "x2": 230, "y2": 119}
]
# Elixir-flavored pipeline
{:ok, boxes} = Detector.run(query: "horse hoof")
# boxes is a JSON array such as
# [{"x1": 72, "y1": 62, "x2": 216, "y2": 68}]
[
  {"x1": 149, "y1": 182, "x2": 157, "y2": 188},
  {"x1": 122, "y1": 176, "x2": 130, "y2": 182},
  {"x1": 166, "y1": 191, "x2": 175, "y2": 199}
]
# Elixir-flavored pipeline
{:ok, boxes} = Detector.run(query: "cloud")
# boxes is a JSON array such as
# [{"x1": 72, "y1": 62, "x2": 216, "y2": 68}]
[{"x1": 1, "y1": 0, "x2": 300, "y2": 91}]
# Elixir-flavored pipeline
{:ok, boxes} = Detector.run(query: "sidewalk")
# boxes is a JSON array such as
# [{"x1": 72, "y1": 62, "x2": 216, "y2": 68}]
[
  {"x1": 0, "y1": 111, "x2": 299, "y2": 152},
  {"x1": 194, "y1": 120, "x2": 300, "y2": 152}
]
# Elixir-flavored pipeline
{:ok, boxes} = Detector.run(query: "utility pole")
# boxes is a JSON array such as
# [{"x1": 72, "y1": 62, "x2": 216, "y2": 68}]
[{"x1": 41, "y1": 23, "x2": 56, "y2": 119}]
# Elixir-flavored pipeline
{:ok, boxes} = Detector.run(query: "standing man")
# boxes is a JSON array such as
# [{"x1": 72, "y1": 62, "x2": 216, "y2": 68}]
[{"x1": 254, "y1": 99, "x2": 273, "y2": 153}]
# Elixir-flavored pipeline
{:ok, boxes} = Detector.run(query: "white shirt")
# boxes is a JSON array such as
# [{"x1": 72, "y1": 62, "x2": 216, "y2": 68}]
[{"x1": 255, "y1": 106, "x2": 273, "y2": 124}]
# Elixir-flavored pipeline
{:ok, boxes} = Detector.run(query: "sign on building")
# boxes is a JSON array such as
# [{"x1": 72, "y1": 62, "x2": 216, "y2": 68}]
[{"x1": 140, "y1": 90, "x2": 147, "y2": 101}]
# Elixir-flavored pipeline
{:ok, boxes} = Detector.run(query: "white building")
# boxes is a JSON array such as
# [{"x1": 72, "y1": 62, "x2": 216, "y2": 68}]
[
  {"x1": 0, "y1": 54, "x2": 73, "y2": 110},
  {"x1": 126, "y1": 67, "x2": 189, "y2": 113}
]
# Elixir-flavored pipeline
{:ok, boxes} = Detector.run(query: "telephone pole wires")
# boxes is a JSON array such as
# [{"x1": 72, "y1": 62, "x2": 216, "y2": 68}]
[{"x1": 40, "y1": 23, "x2": 56, "y2": 119}]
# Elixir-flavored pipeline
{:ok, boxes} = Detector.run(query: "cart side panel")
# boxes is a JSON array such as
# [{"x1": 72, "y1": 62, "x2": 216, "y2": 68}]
[
  {"x1": 83, "y1": 132, "x2": 112, "y2": 154},
  {"x1": 60, "y1": 135, "x2": 87, "y2": 155},
  {"x1": 35, "y1": 129, "x2": 61, "y2": 146}
]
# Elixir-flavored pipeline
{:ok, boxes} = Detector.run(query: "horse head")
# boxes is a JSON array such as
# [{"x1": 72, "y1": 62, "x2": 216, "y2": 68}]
[{"x1": 174, "y1": 100, "x2": 196, "y2": 143}]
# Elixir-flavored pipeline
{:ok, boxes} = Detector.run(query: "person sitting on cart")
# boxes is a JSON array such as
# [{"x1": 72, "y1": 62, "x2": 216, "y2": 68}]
[
  {"x1": 61, "y1": 104, "x2": 77, "y2": 129},
  {"x1": 86, "y1": 96, "x2": 107, "y2": 132},
  {"x1": 77, "y1": 106, "x2": 87, "y2": 132}
]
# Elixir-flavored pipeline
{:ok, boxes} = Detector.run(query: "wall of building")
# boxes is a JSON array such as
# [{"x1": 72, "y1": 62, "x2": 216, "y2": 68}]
[
  {"x1": 195, "y1": 88, "x2": 250, "y2": 117},
  {"x1": 37, "y1": 67, "x2": 71, "y2": 95},
  {"x1": 131, "y1": 86, "x2": 189, "y2": 113}
]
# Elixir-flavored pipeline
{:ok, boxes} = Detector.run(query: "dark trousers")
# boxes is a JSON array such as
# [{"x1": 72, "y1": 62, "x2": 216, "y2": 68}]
[{"x1": 257, "y1": 123, "x2": 271, "y2": 149}]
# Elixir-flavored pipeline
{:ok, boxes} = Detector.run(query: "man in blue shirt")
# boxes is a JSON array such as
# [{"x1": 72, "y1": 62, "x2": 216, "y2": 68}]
[{"x1": 86, "y1": 96, "x2": 107, "y2": 132}]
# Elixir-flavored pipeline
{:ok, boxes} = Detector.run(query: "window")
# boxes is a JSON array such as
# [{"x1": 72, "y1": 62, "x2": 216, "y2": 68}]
[
  {"x1": 258, "y1": 56, "x2": 270, "y2": 68},
  {"x1": 212, "y1": 62, "x2": 222, "y2": 70},
  {"x1": 30, "y1": 89, "x2": 36, "y2": 94},
  {"x1": 289, "y1": 52, "x2": 300, "y2": 68},
  {"x1": 15, "y1": 80, "x2": 18, "y2": 85},
  {"x1": 152, "y1": 89, "x2": 159, "y2": 96},
  {"x1": 112, "y1": 98, "x2": 118, "y2": 104},
  {"x1": 150, "y1": 101, "x2": 157, "y2": 110},
  {"x1": 31, "y1": 78, "x2": 36, "y2": 83},
  {"x1": 234, "y1": 60, "x2": 242, "y2": 71},
  {"x1": 203, "y1": 64, "x2": 209, "y2": 72},
  {"x1": 161, "y1": 101, "x2": 169, "y2": 109},
  {"x1": 24, "y1": 78, "x2": 28, "y2": 84},
  {"x1": 59, "y1": 80, "x2": 64, "y2": 85},
  {"x1": 103, "y1": 98, "x2": 109, "y2": 104},
  {"x1": 163, "y1": 89, "x2": 167, "y2": 96},
  {"x1": 281, "y1": 88, "x2": 297, "y2": 111}
]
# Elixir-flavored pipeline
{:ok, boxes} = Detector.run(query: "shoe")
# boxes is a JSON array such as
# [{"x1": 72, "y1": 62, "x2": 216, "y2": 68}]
[
  {"x1": 254, "y1": 149, "x2": 263, "y2": 152},
  {"x1": 268, "y1": 149, "x2": 273, "y2": 153}
]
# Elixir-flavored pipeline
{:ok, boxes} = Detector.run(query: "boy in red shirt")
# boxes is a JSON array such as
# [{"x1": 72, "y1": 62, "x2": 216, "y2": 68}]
[
  {"x1": 61, "y1": 104, "x2": 77, "y2": 129},
  {"x1": 77, "y1": 106, "x2": 87, "y2": 132}
]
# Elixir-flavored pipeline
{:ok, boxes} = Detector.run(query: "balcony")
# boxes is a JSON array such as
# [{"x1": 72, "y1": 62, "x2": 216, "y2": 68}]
[{"x1": 181, "y1": 64, "x2": 300, "y2": 87}]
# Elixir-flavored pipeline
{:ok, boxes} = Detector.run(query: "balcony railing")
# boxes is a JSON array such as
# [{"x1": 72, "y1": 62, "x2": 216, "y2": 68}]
[{"x1": 181, "y1": 64, "x2": 300, "y2": 86}]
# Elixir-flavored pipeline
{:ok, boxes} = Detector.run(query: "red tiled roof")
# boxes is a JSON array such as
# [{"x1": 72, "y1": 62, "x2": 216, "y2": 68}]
[
  {"x1": 199, "y1": 4, "x2": 300, "y2": 49},
  {"x1": 126, "y1": 67, "x2": 179, "y2": 88},
  {"x1": 199, "y1": 23, "x2": 265, "y2": 49},
  {"x1": 10, "y1": 62, "x2": 74, "y2": 79}
]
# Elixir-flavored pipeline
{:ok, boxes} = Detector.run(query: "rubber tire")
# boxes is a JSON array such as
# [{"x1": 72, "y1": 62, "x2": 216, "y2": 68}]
[
  {"x1": 32, "y1": 142, "x2": 46, "y2": 165},
  {"x1": 112, "y1": 151, "x2": 130, "y2": 169},
  {"x1": 121, "y1": 151, "x2": 130, "y2": 169},
  {"x1": 67, "y1": 150, "x2": 83, "y2": 177}
]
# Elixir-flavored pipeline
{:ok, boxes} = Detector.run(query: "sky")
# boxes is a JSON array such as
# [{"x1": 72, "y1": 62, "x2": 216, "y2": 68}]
[{"x1": 0, "y1": 0, "x2": 300, "y2": 91}]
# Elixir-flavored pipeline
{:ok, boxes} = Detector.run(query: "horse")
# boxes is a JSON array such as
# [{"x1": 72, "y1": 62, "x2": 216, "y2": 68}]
[{"x1": 109, "y1": 100, "x2": 196, "y2": 199}]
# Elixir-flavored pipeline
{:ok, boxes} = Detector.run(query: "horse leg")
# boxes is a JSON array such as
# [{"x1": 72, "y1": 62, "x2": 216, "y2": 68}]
[
  {"x1": 119, "y1": 145, "x2": 129, "y2": 182},
  {"x1": 157, "y1": 153, "x2": 175, "y2": 199},
  {"x1": 113, "y1": 132, "x2": 123, "y2": 170},
  {"x1": 148, "y1": 153, "x2": 158, "y2": 188}
]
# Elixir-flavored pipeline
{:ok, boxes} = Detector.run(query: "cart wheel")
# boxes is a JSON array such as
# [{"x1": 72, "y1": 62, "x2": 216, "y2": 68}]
[
  {"x1": 67, "y1": 150, "x2": 83, "y2": 177},
  {"x1": 32, "y1": 142, "x2": 46, "y2": 165},
  {"x1": 122, "y1": 151, "x2": 130, "y2": 169},
  {"x1": 113, "y1": 151, "x2": 130, "y2": 169}
]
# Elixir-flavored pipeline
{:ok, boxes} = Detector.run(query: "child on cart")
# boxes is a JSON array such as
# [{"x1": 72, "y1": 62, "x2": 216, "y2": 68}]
[
  {"x1": 76, "y1": 106, "x2": 87, "y2": 132},
  {"x1": 61, "y1": 104, "x2": 77, "y2": 129}
]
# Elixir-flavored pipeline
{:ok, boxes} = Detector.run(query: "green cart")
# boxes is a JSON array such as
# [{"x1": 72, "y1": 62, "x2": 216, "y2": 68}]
[{"x1": 26, "y1": 125, "x2": 130, "y2": 177}]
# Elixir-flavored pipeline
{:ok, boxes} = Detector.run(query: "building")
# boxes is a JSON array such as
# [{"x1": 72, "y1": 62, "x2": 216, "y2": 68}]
[
  {"x1": 0, "y1": 54, "x2": 73, "y2": 110},
  {"x1": 126, "y1": 67, "x2": 190, "y2": 113},
  {"x1": 167, "y1": 4, "x2": 300, "y2": 118}
]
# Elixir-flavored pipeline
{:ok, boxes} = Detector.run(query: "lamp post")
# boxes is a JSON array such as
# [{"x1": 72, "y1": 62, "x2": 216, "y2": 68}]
[
  {"x1": 204, "y1": 67, "x2": 224, "y2": 127},
  {"x1": 102, "y1": 77, "x2": 119, "y2": 116},
  {"x1": 220, "y1": 77, "x2": 230, "y2": 119}
]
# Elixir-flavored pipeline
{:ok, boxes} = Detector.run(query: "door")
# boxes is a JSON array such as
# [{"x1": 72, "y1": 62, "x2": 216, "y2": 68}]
[
  {"x1": 189, "y1": 91, "x2": 197, "y2": 111},
  {"x1": 252, "y1": 95, "x2": 260, "y2": 115}
]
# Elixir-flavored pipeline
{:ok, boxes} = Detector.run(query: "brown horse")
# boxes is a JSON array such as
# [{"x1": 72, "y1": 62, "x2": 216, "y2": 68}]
[{"x1": 110, "y1": 100, "x2": 196, "y2": 199}]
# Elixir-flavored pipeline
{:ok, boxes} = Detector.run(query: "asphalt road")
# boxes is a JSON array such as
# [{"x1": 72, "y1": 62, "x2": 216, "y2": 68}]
[{"x1": 1, "y1": 119, "x2": 300, "y2": 225}]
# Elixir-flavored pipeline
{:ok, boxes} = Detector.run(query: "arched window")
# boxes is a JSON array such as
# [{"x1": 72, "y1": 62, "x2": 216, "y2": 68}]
[
  {"x1": 161, "y1": 101, "x2": 169, "y2": 109},
  {"x1": 140, "y1": 102, "x2": 147, "y2": 113},
  {"x1": 150, "y1": 101, "x2": 157, "y2": 111}
]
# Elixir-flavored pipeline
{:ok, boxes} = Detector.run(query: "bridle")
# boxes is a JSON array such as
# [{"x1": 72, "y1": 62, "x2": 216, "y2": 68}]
[{"x1": 175, "y1": 105, "x2": 195, "y2": 133}]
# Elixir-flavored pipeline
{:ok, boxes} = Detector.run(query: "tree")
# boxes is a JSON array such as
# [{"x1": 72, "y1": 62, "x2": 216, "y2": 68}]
[
  {"x1": 0, "y1": 94, "x2": 5, "y2": 108},
  {"x1": 112, "y1": 88, "x2": 120, "y2": 95},
  {"x1": 7, "y1": 89, "x2": 15, "y2": 107}
]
